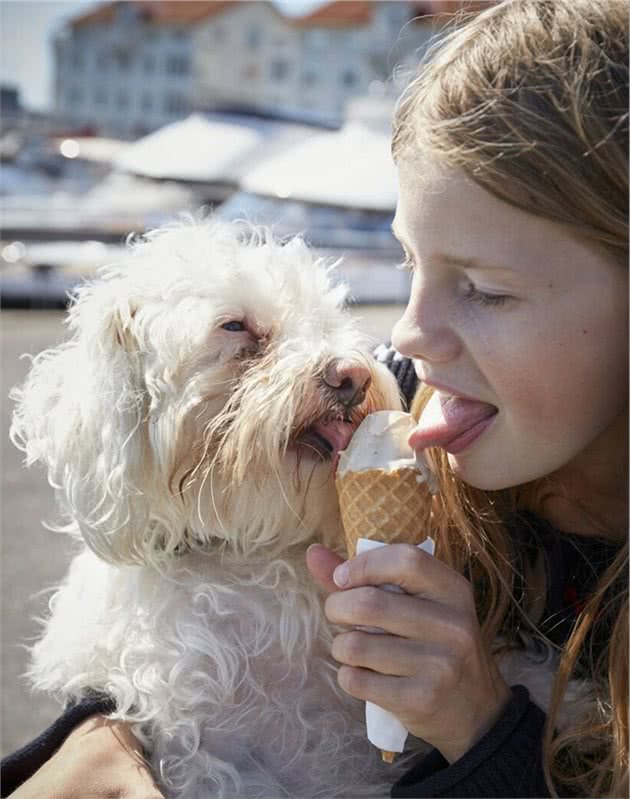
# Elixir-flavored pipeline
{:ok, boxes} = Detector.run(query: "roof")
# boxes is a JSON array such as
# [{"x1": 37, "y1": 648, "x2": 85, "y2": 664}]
[
  {"x1": 415, "y1": 0, "x2": 497, "y2": 15},
  {"x1": 290, "y1": 0, "x2": 495, "y2": 29},
  {"x1": 113, "y1": 112, "x2": 318, "y2": 183},
  {"x1": 70, "y1": 0, "x2": 494, "y2": 32},
  {"x1": 290, "y1": 1, "x2": 373, "y2": 29},
  {"x1": 241, "y1": 120, "x2": 398, "y2": 211},
  {"x1": 71, "y1": 0, "x2": 380, "y2": 31},
  {"x1": 71, "y1": 1, "x2": 251, "y2": 29}
]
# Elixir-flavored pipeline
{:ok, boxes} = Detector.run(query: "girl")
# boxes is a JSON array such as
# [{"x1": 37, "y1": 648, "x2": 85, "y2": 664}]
[
  {"x1": 309, "y1": 0, "x2": 628, "y2": 795},
  {"x1": 3, "y1": 0, "x2": 627, "y2": 796}
]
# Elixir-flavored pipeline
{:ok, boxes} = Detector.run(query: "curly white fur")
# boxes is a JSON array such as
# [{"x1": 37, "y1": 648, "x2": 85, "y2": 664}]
[{"x1": 11, "y1": 219, "x2": 596, "y2": 798}]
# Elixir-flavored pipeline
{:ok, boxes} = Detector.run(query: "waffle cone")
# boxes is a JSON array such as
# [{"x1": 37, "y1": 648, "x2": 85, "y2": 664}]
[{"x1": 336, "y1": 467, "x2": 429, "y2": 557}]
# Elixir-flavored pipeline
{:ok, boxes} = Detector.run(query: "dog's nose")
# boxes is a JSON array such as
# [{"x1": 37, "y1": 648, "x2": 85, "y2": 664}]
[{"x1": 323, "y1": 359, "x2": 372, "y2": 406}]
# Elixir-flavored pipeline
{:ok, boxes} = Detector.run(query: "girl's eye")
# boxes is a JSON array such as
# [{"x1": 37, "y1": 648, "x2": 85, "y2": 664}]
[
  {"x1": 463, "y1": 281, "x2": 511, "y2": 307},
  {"x1": 221, "y1": 320, "x2": 247, "y2": 332}
]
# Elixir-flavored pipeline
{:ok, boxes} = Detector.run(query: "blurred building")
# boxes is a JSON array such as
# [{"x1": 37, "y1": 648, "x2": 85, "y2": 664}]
[
  {"x1": 52, "y1": 0, "x2": 442, "y2": 137},
  {"x1": 195, "y1": 1, "x2": 420, "y2": 124},
  {"x1": 54, "y1": 1, "x2": 200, "y2": 138}
]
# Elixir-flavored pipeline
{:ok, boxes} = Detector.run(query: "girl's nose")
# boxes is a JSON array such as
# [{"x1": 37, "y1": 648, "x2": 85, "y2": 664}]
[{"x1": 391, "y1": 293, "x2": 460, "y2": 365}]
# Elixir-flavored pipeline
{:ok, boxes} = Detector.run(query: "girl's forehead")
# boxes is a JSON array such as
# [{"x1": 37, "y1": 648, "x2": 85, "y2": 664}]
[
  {"x1": 394, "y1": 163, "x2": 624, "y2": 285},
  {"x1": 395, "y1": 163, "x2": 530, "y2": 247}
]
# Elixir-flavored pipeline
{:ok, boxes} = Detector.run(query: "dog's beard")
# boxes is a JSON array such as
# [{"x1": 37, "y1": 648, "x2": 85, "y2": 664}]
[
  {"x1": 9, "y1": 220, "x2": 404, "y2": 570},
  {"x1": 164, "y1": 351, "x2": 393, "y2": 557}
]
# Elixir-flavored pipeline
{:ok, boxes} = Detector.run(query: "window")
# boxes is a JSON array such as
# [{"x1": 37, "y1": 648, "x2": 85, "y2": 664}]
[
  {"x1": 246, "y1": 25, "x2": 260, "y2": 48},
  {"x1": 270, "y1": 60, "x2": 288, "y2": 81},
  {"x1": 165, "y1": 54, "x2": 190, "y2": 75},
  {"x1": 117, "y1": 90, "x2": 129, "y2": 110},
  {"x1": 71, "y1": 49, "x2": 83, "y2": 69},
  {"x1": 341, "y1": 69, "x2": 358, "y2": 88},
  {"x1": 304, "y1": 30, "x2": 327, "y2": 50},
  {"x1": 67, "y1": 86, "x2": 82, "y2": 105},
  {"x1": 369, "y1": 54, "x2": 387, "y2": 76},
  {"x1": 97, "y1": 51, "x2": 109, "y2": 70},
  {"x1": 143, "y1": 53, "x2": 155, "y2": 72},
  {"x1": 141, "y1": 92, "x2": 153, "y2": 111},
  {"x1": 243, "y1": 63, "x2": 259, "y2": 80},
  {"x1": 94, "y1": 87, "x2": 108, "y2": 106},
  {"x1": 302, "y1": 71, "x2": 317, "y2": 87},
  {"x1": 117, "y1": 51, "x2": 133, "y2": 71}
]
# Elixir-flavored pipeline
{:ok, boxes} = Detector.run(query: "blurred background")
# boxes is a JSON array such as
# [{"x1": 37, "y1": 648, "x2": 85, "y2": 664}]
[{"x1": 1, "y1": 0, "x2": 491, "y2": 757}]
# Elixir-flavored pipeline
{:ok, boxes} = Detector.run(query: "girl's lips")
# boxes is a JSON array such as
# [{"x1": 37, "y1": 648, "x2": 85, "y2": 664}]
[{"x1": 409, "y1": 392, "x2": 498, "y2": 454}]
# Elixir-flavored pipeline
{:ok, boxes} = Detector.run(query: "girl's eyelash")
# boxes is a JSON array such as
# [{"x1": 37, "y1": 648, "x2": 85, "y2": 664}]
[
  {"x1": 464, "y1": 282, "x2": 510, "y2": 307},
  {"x1": 395, "y1": 258, "x2": 511, "y2": 307},
  {"x1": 396, "y1": 256, "x2": 415, "y2": 272}
]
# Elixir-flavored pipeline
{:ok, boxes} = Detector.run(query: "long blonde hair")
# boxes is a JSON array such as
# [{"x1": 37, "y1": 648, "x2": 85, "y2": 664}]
[{"x1": 394, "y1": 1, "x2": 629, "y2": 795}]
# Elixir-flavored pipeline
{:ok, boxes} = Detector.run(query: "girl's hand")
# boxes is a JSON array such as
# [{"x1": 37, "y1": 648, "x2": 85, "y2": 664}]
[
  {"x1": 11, "y1": 715, "x2": 165, "y2": 799},
  {"x1": 307, "y1": 543, "x2": 511, "y2": 763}
]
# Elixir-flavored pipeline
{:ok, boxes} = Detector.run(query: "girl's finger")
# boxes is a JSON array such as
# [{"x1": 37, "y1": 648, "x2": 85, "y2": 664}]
[
  {"x1": 325, "y1": 586, "x2": 473, "y2": 642},
  {"x1": 332, "y1": 543, "x2": 473, "y2": 608},
  {"x1": 306, "y1": 543, "x2": 346, "y2": 595},
  {"x1": 331, "y1": 630, "x2": 446, "y2": 677},
  {"x1": 336, "y1": 665, "x2": 414, "y2": 714}
]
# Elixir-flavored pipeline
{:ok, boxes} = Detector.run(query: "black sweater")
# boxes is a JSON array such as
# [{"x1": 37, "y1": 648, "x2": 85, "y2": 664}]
[
  {"x1": 1, "y1": 348, "x2": 620, "y2": 798},
  {"x1": 392, "y1": 684, "x2": 548, "y2": 797}
]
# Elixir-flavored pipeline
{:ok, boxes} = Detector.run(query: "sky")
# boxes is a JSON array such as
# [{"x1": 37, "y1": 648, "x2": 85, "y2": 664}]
[{"x1": 0, "y1": 0, "x2": 327, "y2": 111}]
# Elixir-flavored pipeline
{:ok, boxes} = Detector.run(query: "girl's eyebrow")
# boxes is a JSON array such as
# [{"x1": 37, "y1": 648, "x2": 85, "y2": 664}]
[
  {"x1": 434, "y1": 253, "x2": 514, "y2": 272},
  {"x1": 391, "y1": 222, "x2": 515, "y2": 273}
]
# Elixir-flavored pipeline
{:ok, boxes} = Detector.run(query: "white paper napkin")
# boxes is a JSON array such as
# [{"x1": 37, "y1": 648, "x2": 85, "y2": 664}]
[{"x1": 354, "y1": 536, "x2": 436, "y2": 756}]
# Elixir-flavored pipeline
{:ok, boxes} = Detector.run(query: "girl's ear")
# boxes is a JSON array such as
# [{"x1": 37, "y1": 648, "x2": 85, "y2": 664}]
[{"x1": 9, "y1": 287, "x2": 185, "y2": 565}]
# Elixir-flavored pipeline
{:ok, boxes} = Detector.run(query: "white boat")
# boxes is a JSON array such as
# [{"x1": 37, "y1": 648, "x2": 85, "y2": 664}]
[
  {"x1": 0, "y1": 240, "x2": 124, "y2": 308},
  {"x1": 216, "y1": 98, "x2": 408, "y2": 303},
  {"x1": 241, "y1": 121, "x2": 398, "y2": 212},
  {"x1": 114, "y1": 112, "x2": 322, "y2": 193}
]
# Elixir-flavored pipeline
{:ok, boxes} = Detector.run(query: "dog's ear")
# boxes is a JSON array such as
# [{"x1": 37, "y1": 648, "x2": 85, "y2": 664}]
[{"x1": 10, "y1": 284, "x2": 179, "y2": 565}]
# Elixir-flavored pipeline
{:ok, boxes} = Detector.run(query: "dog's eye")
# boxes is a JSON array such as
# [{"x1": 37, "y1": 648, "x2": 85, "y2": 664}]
[{"x1": 221, "y1": 321, "x2": 246, "y2": 332}]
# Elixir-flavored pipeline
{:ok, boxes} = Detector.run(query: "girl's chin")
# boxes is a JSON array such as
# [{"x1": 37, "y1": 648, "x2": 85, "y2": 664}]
[{"x1": 446, "y1": 453, "x2": 520, "y2": 492}]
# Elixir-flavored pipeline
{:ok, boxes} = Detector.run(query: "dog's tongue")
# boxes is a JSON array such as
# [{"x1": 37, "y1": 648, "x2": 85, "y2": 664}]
[
  {"x1": 409, "y1": 392, "x2": 497, "y2": 451},
  {"x1": 313, "y1": 420, "x2": 356, "y2": 471},
  {"x1": 313, "y1": 420, "x2": 356, "y2": 453}
]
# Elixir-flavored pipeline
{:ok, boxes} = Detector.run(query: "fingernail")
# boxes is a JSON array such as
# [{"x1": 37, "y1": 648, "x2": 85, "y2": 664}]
[
  {"x1": 333, "y1": 563, "x2": 349, "y2": 587},
  {"x1": 306, "y1": 544, "x2": 322, "y2": 555}
]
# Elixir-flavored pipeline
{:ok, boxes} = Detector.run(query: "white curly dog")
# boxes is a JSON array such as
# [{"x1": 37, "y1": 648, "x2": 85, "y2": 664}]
[{"x1": 10, "y1": 221, "x2": 415, "y2": 798}]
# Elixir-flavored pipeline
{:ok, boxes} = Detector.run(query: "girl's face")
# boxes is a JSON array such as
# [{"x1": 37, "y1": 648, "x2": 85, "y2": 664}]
[{"x1": 392, "y1": 162, "x2": 628, "y2": 491}]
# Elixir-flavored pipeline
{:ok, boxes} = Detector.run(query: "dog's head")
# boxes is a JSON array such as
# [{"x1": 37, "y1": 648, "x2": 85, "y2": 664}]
[{"x1": 11, "y1": 221, "x2": 401, "y2": 564}]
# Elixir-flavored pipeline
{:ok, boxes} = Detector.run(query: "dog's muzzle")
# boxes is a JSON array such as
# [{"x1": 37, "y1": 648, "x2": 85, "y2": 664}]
[{"x1": 292, "y1": 359, "x2": 373, "y2": 468}]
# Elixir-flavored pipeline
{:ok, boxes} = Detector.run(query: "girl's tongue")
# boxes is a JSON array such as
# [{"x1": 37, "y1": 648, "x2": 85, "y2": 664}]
[{"x1": 409, "y1": 391, "x2": 498, "y2": 453}]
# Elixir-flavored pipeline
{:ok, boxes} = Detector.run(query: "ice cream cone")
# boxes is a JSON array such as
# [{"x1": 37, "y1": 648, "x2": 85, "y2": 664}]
[
  {"x1": 334, "y1": 410, "x2": 435, "y2": 764},
  {"x1": 337, "y1": 466, "x2": 430, "y2": 558}
]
